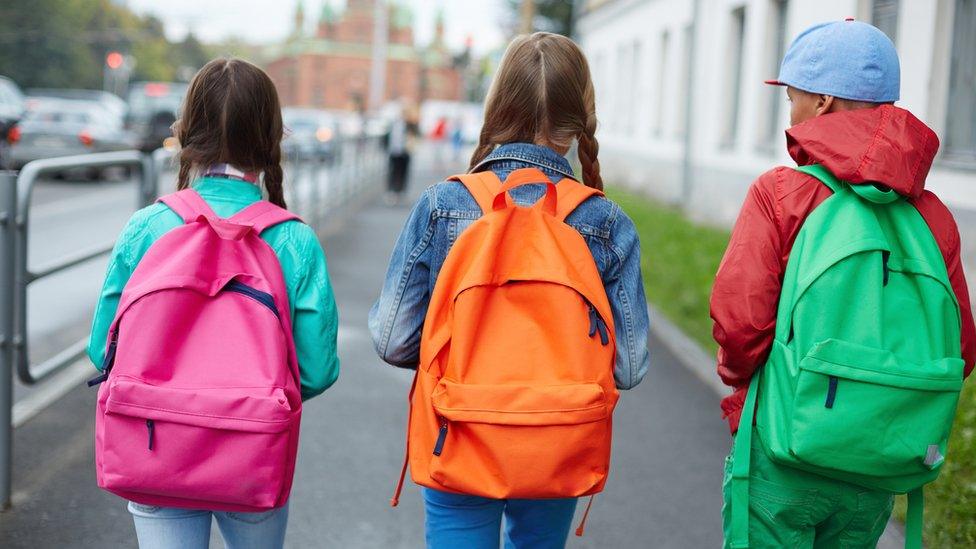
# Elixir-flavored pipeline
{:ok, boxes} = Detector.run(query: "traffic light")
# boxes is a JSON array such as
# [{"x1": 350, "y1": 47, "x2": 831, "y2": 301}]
[{"x1": 106, "y1": 51, "x2": 124, "y2": 70}]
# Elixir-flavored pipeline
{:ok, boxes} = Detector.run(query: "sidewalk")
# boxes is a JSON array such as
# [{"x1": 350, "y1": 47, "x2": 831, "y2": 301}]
[{"x1": 0, "y1": 148, "x2": 729, "y2": 548}]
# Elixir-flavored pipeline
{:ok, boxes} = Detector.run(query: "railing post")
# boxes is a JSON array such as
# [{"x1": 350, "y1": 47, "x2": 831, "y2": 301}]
[
  {"x1": 0, "y1": 171, "x2": 17, "y2": 511},
  {"x1": 140, "y1": 152, "x2": 156, "y2": 209}
]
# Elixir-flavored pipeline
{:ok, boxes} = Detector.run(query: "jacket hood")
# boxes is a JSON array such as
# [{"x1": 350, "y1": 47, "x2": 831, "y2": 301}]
[{"x1": 786, "y1": 105, "x2": 939, "y2": 199}]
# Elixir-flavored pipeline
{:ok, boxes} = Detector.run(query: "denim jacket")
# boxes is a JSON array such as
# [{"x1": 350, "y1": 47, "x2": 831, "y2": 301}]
[{"x1": 368, "y1": 143, "x2": 650, "y2": 389}]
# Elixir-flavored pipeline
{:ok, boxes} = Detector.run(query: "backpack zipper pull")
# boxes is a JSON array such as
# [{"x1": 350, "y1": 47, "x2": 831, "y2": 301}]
[
  {"x1": 596, "y1": 315, "x2": 609, "y2": 346},
  {"x1": 588, "y1": 305, "x2": 598, "y2": 338},
  {"x1": 146, "y1": 419, "x2": 155, "y2": 450},
  {"x1": 575, "y1": 495, "x2": 596, "y2": 536},
  {"x1": 88, "y1": 331, "x2": 119, "y2": 387},
  {"x1": 588, "y1": 305, "x2": 609, "y2": 346},
  {"x1": 433, "y1": 420, "x2": 448, "y2": 456}
]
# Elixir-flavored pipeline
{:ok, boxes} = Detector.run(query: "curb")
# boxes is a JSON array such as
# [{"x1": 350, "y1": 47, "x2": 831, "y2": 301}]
[{"x1": 647, "y1": 304, "x2": 907, "y2": 549}]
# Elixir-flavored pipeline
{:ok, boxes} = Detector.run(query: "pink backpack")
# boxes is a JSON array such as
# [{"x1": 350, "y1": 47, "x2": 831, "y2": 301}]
[{"x1": 91, "y1": 189, "x2": 303, "y2": 512}]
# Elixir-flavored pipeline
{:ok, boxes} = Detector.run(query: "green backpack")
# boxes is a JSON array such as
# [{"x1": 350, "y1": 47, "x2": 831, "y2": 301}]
[{"x1": 728, "y1": 164, "x2": 965, "y2": 549}]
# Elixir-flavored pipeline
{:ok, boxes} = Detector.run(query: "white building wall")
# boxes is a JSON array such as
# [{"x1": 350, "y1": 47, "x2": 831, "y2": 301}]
[{"x1": 577, "y1": 0, "x2": 976, "y2": 227}]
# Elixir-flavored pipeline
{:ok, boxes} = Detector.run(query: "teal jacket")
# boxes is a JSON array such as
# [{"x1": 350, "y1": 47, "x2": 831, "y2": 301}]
[{"x1": 87, "y1": 176, "x2": 340, "y2": 400}]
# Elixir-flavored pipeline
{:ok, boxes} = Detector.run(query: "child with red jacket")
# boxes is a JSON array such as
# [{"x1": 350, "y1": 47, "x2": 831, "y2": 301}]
[{"x1": 711, "y1": 19, "x2": 975, "y2": 547}]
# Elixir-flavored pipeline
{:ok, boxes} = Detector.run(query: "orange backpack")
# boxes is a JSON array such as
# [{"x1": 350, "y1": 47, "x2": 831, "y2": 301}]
[{"x1": 392, "y1": 167, "x2": 619, "y2": 510}]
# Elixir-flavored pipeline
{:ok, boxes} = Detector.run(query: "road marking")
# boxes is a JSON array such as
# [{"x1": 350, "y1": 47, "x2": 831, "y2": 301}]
[{"x1": 12, "y1": 359, "x2": 92, "y2": 428}]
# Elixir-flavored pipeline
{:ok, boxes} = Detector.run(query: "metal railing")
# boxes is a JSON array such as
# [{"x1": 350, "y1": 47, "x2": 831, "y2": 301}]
[
  {"x1": 0, "y1": 134, "x2": 387, "y2": 509},
  {"x1": 282, "y1": 134, "x2": 387, "y2": 222},
  {"x1": 14, "y1": 151, "x2": 161, "y2": 385}
]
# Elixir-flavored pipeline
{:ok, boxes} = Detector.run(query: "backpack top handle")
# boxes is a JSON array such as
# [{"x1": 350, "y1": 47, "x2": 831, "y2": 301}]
[{"x1": 491, "y1": 168, "x2": 558, "y2": 215}]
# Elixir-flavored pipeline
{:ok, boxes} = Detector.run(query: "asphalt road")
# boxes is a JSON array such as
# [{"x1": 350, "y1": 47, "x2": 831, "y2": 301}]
[{"x1": 0, "y1": 148, "x2": 732, "y2": 548}]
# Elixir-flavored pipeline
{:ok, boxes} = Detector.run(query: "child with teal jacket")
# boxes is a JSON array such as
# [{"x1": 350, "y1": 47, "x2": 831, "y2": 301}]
[{"x1": 88, "y1": 58, "x2": 339, "y2": 549}]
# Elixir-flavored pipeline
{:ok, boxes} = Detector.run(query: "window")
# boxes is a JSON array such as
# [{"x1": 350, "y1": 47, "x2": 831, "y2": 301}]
[
  {"x1": 945, "y1": 0, "x2": 976, "y2": 162},
  {"x1": 763, "y1": 0, "x2": 789, "y2": 147},
  {"x1": 676, "y1": 24, "x2": 693, "y2": 138},
  {"x1": 723, "y1": 7, "x2": 747, "y2": 147},
  {"x1": 594, "y1": 51, "x2": 607, "y2": 128},
  {"x1": 654, "y1": 31, "x2": 670, "y2": 137},
  {"x1": 872, "y1": 0, "x2": 899, "y2": 44},
  {"x1": 616, "y1": 44, "x2": 628, "y2": 134},
  {"x1": 630, "y1": 40, "x2": 642, "y2": 136}
]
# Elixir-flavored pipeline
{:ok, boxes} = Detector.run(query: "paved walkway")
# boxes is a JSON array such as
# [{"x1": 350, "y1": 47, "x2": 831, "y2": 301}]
[{"x1": 0, "y1": 150, "x2": 729, "y2": 548}]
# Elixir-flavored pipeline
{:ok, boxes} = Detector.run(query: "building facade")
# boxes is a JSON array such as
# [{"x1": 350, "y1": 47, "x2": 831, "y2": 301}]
[
  {"x1": 264, "y1": 0, "x2": 464, "y2": 111},
  {"x1": 576, "y1": 0, "x2": 976, "y2": 225}
]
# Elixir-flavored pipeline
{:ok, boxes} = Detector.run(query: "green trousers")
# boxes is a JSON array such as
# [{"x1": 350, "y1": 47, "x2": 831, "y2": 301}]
[{"x1": 722, "y1": 429, "x2": 894, "y2": 548}]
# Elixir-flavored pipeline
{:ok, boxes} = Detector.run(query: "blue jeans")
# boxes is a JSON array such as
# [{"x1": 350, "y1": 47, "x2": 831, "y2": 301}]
[
  {"x1": 128, "y1": 501, "x2": 289, "y2": 549},
  {"x1": 423, "y1": 488, "x2": 578, "y2": 549}
]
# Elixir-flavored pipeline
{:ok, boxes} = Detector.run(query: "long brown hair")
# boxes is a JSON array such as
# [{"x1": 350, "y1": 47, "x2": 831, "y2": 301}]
[
  {"x1": 174, "y1": 58, "x2": 287, "y2": 207},
  {"x1": 470, "y1": 32, "x2": 602, "y2": 190}
]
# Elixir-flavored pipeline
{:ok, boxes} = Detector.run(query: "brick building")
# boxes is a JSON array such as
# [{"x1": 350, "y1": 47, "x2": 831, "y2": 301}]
[{"x1": 264, "y1": 0, "x2": 464, "y2": 111}]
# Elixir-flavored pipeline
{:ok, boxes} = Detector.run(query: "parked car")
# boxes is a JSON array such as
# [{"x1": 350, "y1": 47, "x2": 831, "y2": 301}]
[
  {"x1": 27, "y1": 88, "x2": 128, "y2": 120},
  {"x1": 126, "y1": 81, "x2": 187, "y2": 152},
  {"x1": 10, "y1": 97, "x2": 134, "y2": 171},
  {"x1": 282, "y1": 107, "x2": 339, "y2": 162},
  {"x1": 0, "y1": 76, "x2": 26, "y2": 168}
]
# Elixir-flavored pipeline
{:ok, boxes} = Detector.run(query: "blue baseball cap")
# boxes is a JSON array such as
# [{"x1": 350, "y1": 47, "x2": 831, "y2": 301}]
[{"x1": 765, "y1": 18, "x2": 900, "y2": 102}]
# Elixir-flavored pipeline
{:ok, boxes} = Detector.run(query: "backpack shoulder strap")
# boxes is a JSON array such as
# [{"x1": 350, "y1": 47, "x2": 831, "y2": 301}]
[
  {"x1": 158, "y1": 189, "x2": 218, "y2": 224},
  {"x1": 449, "y1": 171, "x2": 501, "y2": 215},
  {"x1": 229, "y1": 201, "x2": 303, "y2": 233},
  {"x1": 795, "y1": 164, "x2": 845, "y2": 194},
  {"x1": 728, "y1": 371, "x2": 761, "y2": 549},
  {"x1": 554, "y1": 179, "x2": 603, "y2": 222}
]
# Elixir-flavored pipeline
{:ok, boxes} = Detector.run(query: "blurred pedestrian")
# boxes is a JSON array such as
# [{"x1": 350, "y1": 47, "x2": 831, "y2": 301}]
[
  {"x1": 88, "y1": 58, "x2": 340, "y2": 549},
  {"x1": 431, "y1": 115, "x2": 448, "y2": 166},
  {"x1": 369, "y1": 32, "x2": 650, "y2": 549},
  {"x1": 386, "y1": 101, "x2": 418, "y2": 205},
  {"x1": 450, "y1": 118, "x2": 464, "y2": 162},
  {"x1": 711, "y1": 20, "x2": 975, "y2": 549}
]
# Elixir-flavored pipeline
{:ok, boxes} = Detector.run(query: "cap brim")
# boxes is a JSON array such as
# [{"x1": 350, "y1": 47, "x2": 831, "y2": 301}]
[{"x1": 764, "y1": 79, "x2": 786, "y2": 86}]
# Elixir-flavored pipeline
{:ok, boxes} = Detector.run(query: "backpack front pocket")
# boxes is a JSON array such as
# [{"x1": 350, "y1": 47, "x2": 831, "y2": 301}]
[
  {"x1": 427, "y1": 380, "x2": 612, "y2": 499},
  {"x1": 99, "y1": 378, "x2": 297, "y2": 509},
  {"x1": 788, "y1": 339, "x2": 963, "y2": 483}
]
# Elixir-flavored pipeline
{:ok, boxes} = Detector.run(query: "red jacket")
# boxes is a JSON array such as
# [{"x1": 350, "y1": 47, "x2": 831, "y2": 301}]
[{"x1": 710, "y1": 105, "x2": 976, "y2": 434}]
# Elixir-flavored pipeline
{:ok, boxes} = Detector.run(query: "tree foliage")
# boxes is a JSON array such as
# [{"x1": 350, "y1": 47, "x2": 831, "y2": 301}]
[{"x1": 0, "y1": 0, "x2": 214, "y2": 91}]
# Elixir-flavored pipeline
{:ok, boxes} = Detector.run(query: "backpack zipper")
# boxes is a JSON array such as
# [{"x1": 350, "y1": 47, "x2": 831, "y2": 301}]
[
  {"x1": 825, "y1": 376, "x2": 839, "y2": 408},
  {"x1": 433, "y1": 419, "x2": 449, "y2": 456},
  {"x1": 146, "y1": 419, "x2": 155, "y2": 450},
  {"x1": 224, "y1": 280, "x2": 280, "y2": 319},
  {"x1": 882, "y1": 252, "x2": 891, "y2": 286},
  {"x1": 587, "y1": 303, "x2": 609, "y2": 346}
]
